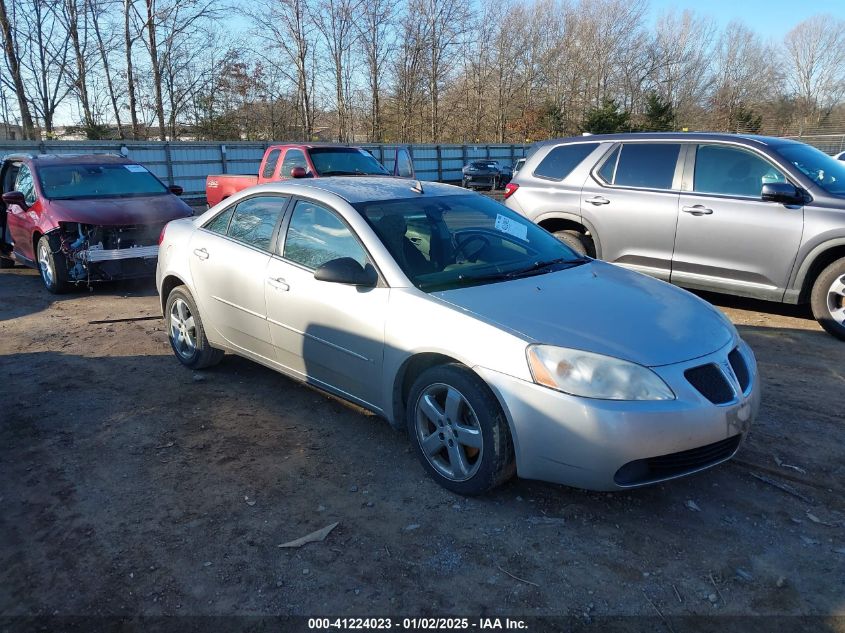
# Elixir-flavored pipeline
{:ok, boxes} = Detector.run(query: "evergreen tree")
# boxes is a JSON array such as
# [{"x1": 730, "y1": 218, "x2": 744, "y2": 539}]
[{"x1": 582, "y1": 99, "x2": 630, "y2": 134}]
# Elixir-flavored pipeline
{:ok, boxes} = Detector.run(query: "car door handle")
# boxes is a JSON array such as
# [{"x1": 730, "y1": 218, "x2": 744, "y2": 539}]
[
  {"x1": 682, "y1": 205, "x2": 713, "y2": 216},
  {"x1": 193, "y1": 248, "x2": 209, "y2": 260},
  {"x1": 267, "y1": 277, "x2": 289, "y2": 291},
  {"x1": 585, "y1": 196, "x2": 610, "y2": 205}
]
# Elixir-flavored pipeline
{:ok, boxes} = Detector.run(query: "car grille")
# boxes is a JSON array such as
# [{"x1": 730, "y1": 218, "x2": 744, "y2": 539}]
[
  {"x1": 728, "y1": 348, "x2": 750, "y2": 393},
  {"x1": 614, "y1": 435, "x2": 742, "y2": 486},
  {"x1": 684, "y1": 363, "x2": 734, "y2": 404}
]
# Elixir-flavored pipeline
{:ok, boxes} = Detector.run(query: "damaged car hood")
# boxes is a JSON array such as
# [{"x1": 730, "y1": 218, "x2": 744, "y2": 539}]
[{"x1": 46, "y1": 195, "x2": 192, "y2": 226}]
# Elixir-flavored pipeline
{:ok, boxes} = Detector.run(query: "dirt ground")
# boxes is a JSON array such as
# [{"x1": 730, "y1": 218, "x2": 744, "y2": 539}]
[{"x1": 1, "y1": 260, "x2": 844, "y2": 630}]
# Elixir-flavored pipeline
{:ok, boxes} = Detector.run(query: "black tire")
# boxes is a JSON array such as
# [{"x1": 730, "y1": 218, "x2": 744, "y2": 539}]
[
  {"x1": 407, "y1": 363, "x2": 515, "y2": 495},
  {"x1": 37, "y1": 234, "x2": 70, "y2": 293},
  {"x1": 0, "y1": 257, "x2": 13, "y2": 269},
  {"x1": 810, "y1": 257, "x2": 845, "y2": 341},
  {"x1": 553, "y1": 229, "x2": 589, "y2": 257},
  {"x1": 165, "y1": 285, "x2": 224, "y2": 369}
]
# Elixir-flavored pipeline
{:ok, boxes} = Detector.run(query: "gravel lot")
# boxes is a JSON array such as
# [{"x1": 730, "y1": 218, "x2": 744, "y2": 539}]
[{"x1": 1, "y1": 261, "x2": 843, "y2": 629}]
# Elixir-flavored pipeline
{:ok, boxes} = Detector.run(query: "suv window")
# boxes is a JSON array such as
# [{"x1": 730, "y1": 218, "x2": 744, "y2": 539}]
[
  {"x1": 227, "y1": 195, "x2": 288, "y2": 251},
  {"x1": 694, "y1": 144, "x2": 787, "y2": 198},
  {"x1": 533, "y1": 143, "x2": 598, "y2": 180},
  {"x1": 283, "y1": 200, "x2": 368, "y2": 269},
  {"x1": 280, "y1": 149, "x2": 308, "y2": 179},
  {"x1": 262, "y1": 149, "x2": 281, "y2": 178},
  {"x1": 602, "y1": 143, "x2": 681, "y2": 190},
  {"x1": 15, "y1": 164, "x2": 36, "y2": 205}
]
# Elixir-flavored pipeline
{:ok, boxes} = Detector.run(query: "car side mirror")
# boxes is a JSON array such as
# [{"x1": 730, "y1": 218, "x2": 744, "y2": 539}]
[
  {"x1": 168, "y1": 185, "x2": 183, "y2": 196},
  {"x1": 761, "y1": 182, "x2": 803, "y2": 205},
  {"x1": 290, "y1": 166, "x2": 308, "y2": 179},
  {"x1": 314, "y1": 257, "x2": 378, "y2": 287},
  {"x1": 1, "y1": 191, "x2": 26, "y2": 208}
]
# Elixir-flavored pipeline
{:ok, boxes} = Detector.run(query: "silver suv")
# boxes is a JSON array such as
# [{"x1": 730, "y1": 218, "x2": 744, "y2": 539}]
[{"x1": 504, "y1": 133, "x2": 845, "y2": 340}]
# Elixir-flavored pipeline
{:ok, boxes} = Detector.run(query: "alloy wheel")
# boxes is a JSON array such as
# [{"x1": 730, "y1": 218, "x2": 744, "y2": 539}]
[
  {"x1": 38, "y1": 241, "x2": 54, "y2": 288},
  {"x1": 827, "y1": 274, "x2": 845, "y2": 325},
  {"x1": 169, "y1": 297, "x2": 197, "y2": 360},
  {"x1": 414, "y1": 383, "x2": 484, "y2": 482}
]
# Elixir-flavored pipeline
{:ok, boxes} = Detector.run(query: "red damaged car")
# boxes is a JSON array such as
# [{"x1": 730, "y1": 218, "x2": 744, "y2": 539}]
[{"x1": 0, "y1": 153, "x2": 192, "y2": 293}]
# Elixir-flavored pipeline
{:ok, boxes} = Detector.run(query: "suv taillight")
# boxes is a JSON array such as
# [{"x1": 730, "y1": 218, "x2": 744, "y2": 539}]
[
  {"x1": 503, "y1": 183, "x2": 519, "y2": 199},
  {"x1": 158, "y1": 223, "x2": 168, "y2": 245}
]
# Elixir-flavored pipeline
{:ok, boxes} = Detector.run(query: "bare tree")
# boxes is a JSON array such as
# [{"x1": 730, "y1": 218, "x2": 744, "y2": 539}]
[
  {"x1": 413, "y1": 0, "x2": 470, "y2": 141},
  {"x1": 784, "y1": 15, "x2": 845, "y2": 133},
  {"x1": 356, "y1": 0, "x2": 396, "y2": 141},
  {"x1": 648, "y1": 9, "x2": 715, "y2": 125},
  {"x1": 88, "y1": 0, "x2": 125, "y2": 138},
  {"x1": 19, "y1": 0, "x2": 72, "y2": 136},
  {"x1": 310, "y1": 0, "x2": 361, "y2": 142},
  {"x1": 61, "y1": 0, "x2": 99, "y2": 133},
  {"x1": 245, "y1": 0, "x2": 316, "y2": 139},
  {"x1": 0, "y1": 0, "x2": 37, "y2": 139},
  {"x1": 393, "y1": 4, "x2": 425, "y2": 142},
  {"x1": 123, "y1": 0, "x2": 141, "y2": 138},
  {"x1": 711, "y1": 21, "x2": 774, "y2": 132}
]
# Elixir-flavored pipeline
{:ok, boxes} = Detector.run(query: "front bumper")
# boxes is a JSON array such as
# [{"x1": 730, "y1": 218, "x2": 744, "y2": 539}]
[{"x1": 477, "y1": 340, "x2": 760, "y2": 491}]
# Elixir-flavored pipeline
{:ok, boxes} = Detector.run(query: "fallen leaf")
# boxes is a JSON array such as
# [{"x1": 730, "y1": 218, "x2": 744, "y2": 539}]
[{"x1": 278, "y1": 522, "x2": 339, "y2": 548}]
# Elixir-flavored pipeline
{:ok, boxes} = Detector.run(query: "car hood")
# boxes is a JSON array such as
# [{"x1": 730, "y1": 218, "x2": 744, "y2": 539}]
[
  {"x1": 46, "y1": 195, "x2": 192, "y2": 226},
  {"x1": 432, "y1": 260, "x2": 735, "y2": 367}
]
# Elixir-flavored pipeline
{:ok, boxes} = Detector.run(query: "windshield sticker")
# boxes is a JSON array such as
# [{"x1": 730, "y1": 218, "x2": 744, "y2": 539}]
[
  {"x1": 494, "y1": 214, "x2": 528, "y2": 241},
  {"x1": 124, "y1": 164, "x2": 148, "y2": 173}
]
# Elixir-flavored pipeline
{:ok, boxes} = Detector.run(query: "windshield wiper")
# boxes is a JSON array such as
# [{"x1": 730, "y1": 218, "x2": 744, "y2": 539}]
[
  {"x1": 417, "y1": 257, "x2": 589, "y2": 291},
  {"x1": 502, "y1": 256, "x2": 589, "y2": 279}
]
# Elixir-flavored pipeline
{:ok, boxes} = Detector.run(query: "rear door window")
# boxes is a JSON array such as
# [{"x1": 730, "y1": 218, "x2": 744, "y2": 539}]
[
  {"x1": 533, "y1": 143, "x2": 598, "y2": 180},
  {"x1": 693, "y1": 144, "x2": 787, "y2": 198},
  {"x1": 227, "y1": 195, "x2": 288, "y2": 251},
  {"x1": 599, "y1": 143, "x2": 681, "y2": 190}
]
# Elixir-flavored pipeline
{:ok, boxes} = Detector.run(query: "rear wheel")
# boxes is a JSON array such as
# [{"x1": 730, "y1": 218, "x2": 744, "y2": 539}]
[
  {"x1": 810, "y1": 257, "x2": 845, "y2": 341},
  {"x1": 166, "y1": 286, "x2": 224, "y2": 369},
  {"x1": 0, "y1": 256, "x2": 13, "y2": 269},
  {"x1": 407, "y1": 363, "x2": 515, "y2": 495},
  {"x1": 553, "y1": 229, "x2": 589, "y2": 257},
  {"x1": 37, "y1": 234, "x2": 70, "y2": 293}
]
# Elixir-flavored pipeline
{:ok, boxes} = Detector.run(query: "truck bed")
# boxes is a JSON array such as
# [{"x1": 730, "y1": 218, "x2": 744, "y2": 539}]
[{"x1": 205, "y1": 174, "x2": 259, "y2": 207}]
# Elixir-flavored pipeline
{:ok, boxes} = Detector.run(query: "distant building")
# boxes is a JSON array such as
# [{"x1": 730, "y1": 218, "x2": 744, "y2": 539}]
[{"x1": 0, "y1": 122, "x2": 25, "y2": 140}]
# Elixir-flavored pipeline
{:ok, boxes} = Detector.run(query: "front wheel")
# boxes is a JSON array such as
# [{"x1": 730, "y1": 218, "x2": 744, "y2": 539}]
[
  {"x1": 407, "y1": 363, "x2": 515, "y2": 495},
  {"x1": 810, "y1": 257, "x2": 845, "y2": 341},
  {"x1": 166, "y1": 286, "x2": 224, "y2": 368},
  {"x1": 37, "y1": 234, "x2": 70, "y2": 293}
]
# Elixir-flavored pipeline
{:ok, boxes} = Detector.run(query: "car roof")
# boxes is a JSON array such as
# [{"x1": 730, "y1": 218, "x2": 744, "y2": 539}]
[
  {"x1": 531, "y1": 132, "x2": 800, "y2": 151},
  {"x1": 253, "y1": 176, "x2": 464, "y2": 204},
  {"x1": 3, "y1": 153, "x2": 132, "y2": 166}
]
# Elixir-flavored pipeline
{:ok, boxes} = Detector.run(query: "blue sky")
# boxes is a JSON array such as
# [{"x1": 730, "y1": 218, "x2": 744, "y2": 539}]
[{"x1": 649, "y1": 0, "x2": 845, "y2": 39}]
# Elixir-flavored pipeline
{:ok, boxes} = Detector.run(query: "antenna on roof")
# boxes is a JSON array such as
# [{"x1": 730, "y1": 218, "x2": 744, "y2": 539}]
[{"x1": 411, "y1": 180, "x2": 424, "y2": 194}]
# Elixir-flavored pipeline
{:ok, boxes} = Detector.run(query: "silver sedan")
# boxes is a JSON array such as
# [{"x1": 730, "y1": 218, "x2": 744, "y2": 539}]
[{"x1": 156, "y1": 177, "x2": 760, "y2": 495}]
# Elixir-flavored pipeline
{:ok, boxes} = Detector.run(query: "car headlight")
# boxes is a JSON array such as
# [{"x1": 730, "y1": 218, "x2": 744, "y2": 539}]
[{"x1": 526, "y1": 344, "x2": 675, "y2": 401}]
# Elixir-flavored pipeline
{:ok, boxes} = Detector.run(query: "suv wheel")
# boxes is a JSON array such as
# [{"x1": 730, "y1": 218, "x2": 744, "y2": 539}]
[
  {"x1": 811, "y1": 257, "x2": 845, "y2": 341},
  {"x1": 554, "y1": 230, "x2": 589, "y2": 257}
]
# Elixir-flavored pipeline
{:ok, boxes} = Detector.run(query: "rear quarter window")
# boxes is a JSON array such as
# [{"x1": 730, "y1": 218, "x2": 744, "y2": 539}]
[
  {"x1": 533, "y1": 143, "x2": 598, "y2": 181},
  {"x1": 262, "y1": 149, "x2": 281, "y2": 178}
]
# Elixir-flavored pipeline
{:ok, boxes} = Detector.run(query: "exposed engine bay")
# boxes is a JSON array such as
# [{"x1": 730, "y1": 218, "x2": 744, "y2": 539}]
[{"x1": 54, "y1": 222, "x2": 163, "y2": 283}]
